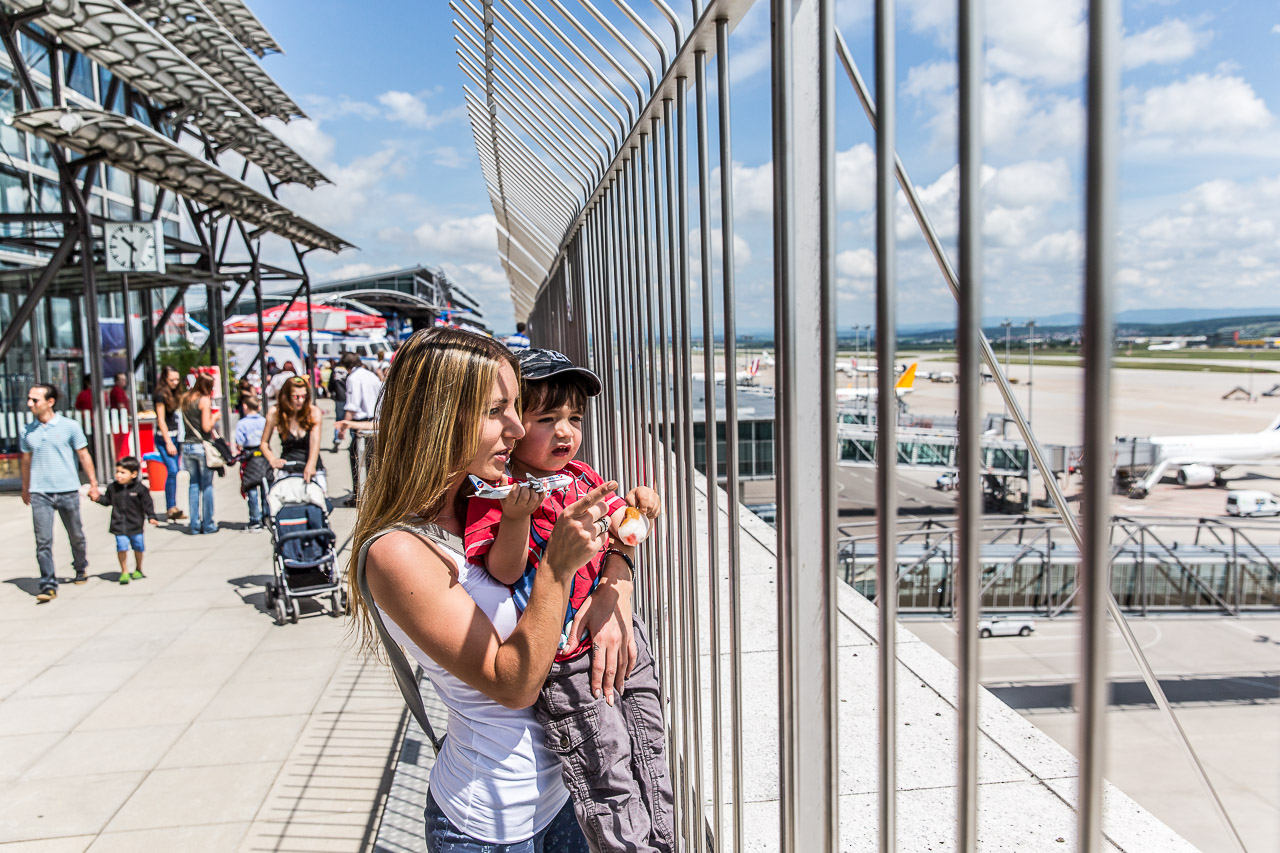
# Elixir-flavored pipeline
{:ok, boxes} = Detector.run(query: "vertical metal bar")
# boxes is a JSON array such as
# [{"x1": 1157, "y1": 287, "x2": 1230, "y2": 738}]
[
  {"x1": 694, "y1": 49, "x2": 725, "y2": 851},
  {"x1": 81, "y1": 221, "x2": 108, "y2": 471},
  {"x1": 956, "y1": 0, "x2": 983, "y2": 847},
  {"x1": 714, "y1": 19, "x2": 745, "y2": 853},
  {"x1": 671, "y1": 85, "x2": 707, "y2": 853},
  {"x1": 120, "y1": 273, "x2": 141, "y2": 460},
  {"x1": 1079, "y1": 0, "x2": 1119, "y2": 850},
  {"x1": 873, "y1": 0, "x2": 899, "y2": 850},
  {"x1": 769, "y1": 1, "x2": 795, "y2": 846},
  {"x1": 775, "y1": 0, "x2": 839, "y2": 848}
]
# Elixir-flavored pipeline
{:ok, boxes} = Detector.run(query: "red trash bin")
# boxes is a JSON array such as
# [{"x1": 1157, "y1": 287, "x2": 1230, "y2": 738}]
[{"x1": 146, "y1": 458, "x2": 168, "y2": 492}]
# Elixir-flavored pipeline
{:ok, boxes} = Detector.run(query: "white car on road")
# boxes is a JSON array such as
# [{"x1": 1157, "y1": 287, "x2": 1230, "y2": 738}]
[{"x1": 978, "y1": 617, "x2": 1035, "y2": 638}]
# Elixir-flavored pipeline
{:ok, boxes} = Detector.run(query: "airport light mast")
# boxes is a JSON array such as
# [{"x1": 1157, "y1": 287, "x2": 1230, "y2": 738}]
[{"x1": 1002, "y1": 319, "x2": 1012, "y2": 436}]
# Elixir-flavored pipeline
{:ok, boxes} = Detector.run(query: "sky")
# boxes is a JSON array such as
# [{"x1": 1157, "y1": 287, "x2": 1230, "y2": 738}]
[{"x1": 244, "y1": 0, "x2": 1280, "y2": 336}]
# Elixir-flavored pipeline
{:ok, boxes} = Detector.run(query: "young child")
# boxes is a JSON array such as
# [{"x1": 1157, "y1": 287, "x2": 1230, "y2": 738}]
[
  {"x1": 232, "y1": 395, "x2": 268, "y2": 530},
  {"x1": 464, "y1": 348, "x2": 674, "y2": 853},
  {"x1": 94, "y1": 456, "x2": 159, "y2": 584}
]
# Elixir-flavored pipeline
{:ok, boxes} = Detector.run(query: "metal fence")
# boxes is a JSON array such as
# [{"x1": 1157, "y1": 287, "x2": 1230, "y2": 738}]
[{"x1": 458, "y1": 1, "x2": 1247, "y2": 851}]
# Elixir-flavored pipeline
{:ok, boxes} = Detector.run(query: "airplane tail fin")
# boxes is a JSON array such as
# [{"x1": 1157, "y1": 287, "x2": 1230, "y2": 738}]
[
  {"x1": 747, "y1": 357, "x2": 760, "y2": 377},
  {"x1": 1266, "y1": 413, "x2": 1280, "y2": 432},
  {"x1": 895, "y1": 362, "x2": 918, "y2": 391}
]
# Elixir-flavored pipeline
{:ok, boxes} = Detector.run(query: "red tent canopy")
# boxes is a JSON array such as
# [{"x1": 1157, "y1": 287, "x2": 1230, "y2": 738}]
[{"x1": 224, "y1": 302, "x2": 386, "y2": 334}]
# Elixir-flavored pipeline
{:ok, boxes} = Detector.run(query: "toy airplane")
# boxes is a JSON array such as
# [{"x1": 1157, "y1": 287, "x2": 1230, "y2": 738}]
[{"x1": 469, "y1": 473, "x2": 575, "y2": 500}]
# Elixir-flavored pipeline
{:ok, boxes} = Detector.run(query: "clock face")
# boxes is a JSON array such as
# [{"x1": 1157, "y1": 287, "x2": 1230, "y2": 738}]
[{"x1": 105, "y1": 222, "x2": 164, "y2": 273}]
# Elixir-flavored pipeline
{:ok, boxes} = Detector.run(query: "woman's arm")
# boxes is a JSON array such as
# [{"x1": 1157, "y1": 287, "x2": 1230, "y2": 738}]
[
  {"x1": 155, "y1": 402, "x2": 176, "y2": 453},
  {"x1": 260, "y1": 409, "x2": 282, "y2": 468},
  {"x1": 199, "y1": 397, "x2": 216, "y2": 435},
  {"x1": 368, "y1": 481, "x2": 618, "y2": 709},
  {"x1": 304, "y1": 404, "x2": 322, "y2": 482}
]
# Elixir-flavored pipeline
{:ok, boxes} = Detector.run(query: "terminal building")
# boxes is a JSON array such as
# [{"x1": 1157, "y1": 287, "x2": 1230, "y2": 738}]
[{"x1": 0, "y1": 0, "x2": 351, "y2": 479}]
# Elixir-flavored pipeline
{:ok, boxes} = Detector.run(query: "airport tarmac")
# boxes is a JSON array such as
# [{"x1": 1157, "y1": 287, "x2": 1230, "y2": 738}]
[{"x1": 909, "y1": 615, "x2": 1280, "y2": 853}]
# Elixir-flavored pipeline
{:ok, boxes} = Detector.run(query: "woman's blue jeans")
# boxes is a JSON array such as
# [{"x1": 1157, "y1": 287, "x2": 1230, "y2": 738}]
[
  {"x1": 182, "y1": 443, "x2": 216, "y2": 533},
  {"x1": 423, "y1": 788, "x2": 588, "y2": 853},
  {"x1": 155, "y1": 435, "x2": 181, "y2": 510}
]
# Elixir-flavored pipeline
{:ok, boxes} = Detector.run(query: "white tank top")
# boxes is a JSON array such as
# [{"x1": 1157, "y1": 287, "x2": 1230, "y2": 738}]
[{"x1": 376, "y1": 536, "x2": 569, "y2": 843}]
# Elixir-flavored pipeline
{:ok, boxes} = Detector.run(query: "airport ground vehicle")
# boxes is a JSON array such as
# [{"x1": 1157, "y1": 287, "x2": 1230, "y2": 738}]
[
  {"x1": 978, "y1": 617, "x2": 1035, "y2": 638},
  {"x1": 1225, "y1": 490, "x2": 1280, "y2": 517}
]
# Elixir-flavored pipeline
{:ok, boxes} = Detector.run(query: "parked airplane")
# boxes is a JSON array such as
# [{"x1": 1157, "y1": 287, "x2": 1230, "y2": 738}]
[
  {"x1": 835, "y1": 362, "x2": 918, "y2": 402},
  {"x1": 1128, "y1": 414, "x2": 1280, "y2": 497},
  {"x1": 693, "y1": 356, "x2": 761, "y2": 385}
]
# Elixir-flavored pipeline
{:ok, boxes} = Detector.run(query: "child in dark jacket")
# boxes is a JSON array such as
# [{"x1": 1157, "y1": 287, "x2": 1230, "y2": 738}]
[{"x1": 94, "y1": 456, "x2": 159, "y2": 584}]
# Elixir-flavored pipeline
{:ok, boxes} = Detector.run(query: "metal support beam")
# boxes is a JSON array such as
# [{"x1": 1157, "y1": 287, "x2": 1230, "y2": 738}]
[
  {"x1": 134, "y1": 284, "x2": 190, "y2": 371},
  {"x1": 0, "y1": 230, "x2": 79, "y2": 362}
]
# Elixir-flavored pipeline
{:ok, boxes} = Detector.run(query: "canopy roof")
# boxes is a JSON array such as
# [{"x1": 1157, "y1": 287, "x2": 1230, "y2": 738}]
[
  {"x1": 0, "y1": 0, "x2": 324, "y2": 186},
  {"x1": 12, "y1": 108, "x2": 353, "y2": 253},
  {"x1": 225, "y1": 302, "x2": 386, "y2": 334},
  {"x1": 132, "y1": 0, "x2": 303, "y2": 121},
  {"x1": 201, "y1": 0, "x2": 282, "y2": 57}
]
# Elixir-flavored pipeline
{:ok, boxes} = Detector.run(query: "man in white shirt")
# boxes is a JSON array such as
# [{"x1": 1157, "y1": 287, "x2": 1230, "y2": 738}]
[
  {"x1": 504, "y1": 322, "x2": 531, "y2": 353},
  {"x1": 340, "y1": 352, "x2": 382, "y2": 502}
]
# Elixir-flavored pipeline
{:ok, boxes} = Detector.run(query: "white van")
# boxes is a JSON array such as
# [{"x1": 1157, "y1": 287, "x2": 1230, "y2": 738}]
[{"x1": 1225, "y1": 490, "x2": 1280, "y2": 518}]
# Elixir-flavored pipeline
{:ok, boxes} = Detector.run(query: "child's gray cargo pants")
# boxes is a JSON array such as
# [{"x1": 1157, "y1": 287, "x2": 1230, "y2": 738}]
[{"x1": 534, "y1": 617, "x2": 678, "y2": 853}]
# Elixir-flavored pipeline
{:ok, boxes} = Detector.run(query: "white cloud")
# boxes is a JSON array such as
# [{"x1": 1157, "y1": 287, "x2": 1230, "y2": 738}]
[
  {"x1": 1129, "y1": 73, "x2": 1272, "y2": 137},
  {"x1": 718, "y1": 144, "x2": 874, "y2": 219},
  {"x1": 319, "y1": 262, "x2": 401, "y2": 282},
  {"x1": 377, "y1": 91, "x2": 462, "y2": 130},
  {"x1": 903, "y1": 2, "x2": 1205, "y2": 85},
  {"x1": 836, "y1": 248, "x2": 876, "y2": 278},
  {"x1": 1123, "y1": 19, "x2": 1210, "y2": 68},
  {"x1": 414, "y1": 214, "x2": 500, "y2": 257},
  {"x1": 689, "y1": 227, "x2": 752, "y2": 266},
  {"x1": 1117, "y1": 173, "x2": 1280, "y2": 308},
  {"x1": 1022, "y1": 230, "x2": 1083, "y2": 263},
  {"x1": 430, "y1": 146, "x2": 469, "y2": 169}
]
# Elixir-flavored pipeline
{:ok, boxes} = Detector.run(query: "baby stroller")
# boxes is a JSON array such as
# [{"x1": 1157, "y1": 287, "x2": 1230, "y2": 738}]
[{"x1": 263, "y1": 462, "x2": 346, "y2": 625}]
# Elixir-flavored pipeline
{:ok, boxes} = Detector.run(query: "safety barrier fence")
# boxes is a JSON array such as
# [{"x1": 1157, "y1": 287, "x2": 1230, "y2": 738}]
[
  {"x1": 462, "y1": 1, "x2": 1250, "y2": 851},
  {"x1": 838, "y1": 515, "x2": 1280, "y2": 615}
]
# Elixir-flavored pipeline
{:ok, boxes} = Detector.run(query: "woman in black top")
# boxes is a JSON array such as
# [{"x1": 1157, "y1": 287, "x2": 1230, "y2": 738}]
[{"x1": 262, "y1": 376, "x2": 326, "y2": 492}]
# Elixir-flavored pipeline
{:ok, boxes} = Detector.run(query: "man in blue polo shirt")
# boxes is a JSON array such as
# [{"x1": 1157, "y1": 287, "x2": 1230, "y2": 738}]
[{"x1": 20, "y1": 383, "x2": 100, "y2": 603}]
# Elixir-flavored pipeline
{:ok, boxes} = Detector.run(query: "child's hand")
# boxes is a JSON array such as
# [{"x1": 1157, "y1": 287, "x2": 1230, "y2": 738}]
[
  {"x1": 625, "y1": 486, "x2": 662, "y2": 518},
  {"x1": 501, "y1": 484, "x2": 542, "y2": 518},
  {"x1": 148, "y1": 518, "x2": 160, "y2": 526}
]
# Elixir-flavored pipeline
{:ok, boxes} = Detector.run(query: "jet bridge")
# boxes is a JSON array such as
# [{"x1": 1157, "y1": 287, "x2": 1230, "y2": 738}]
[{"x1": 837, "y1": 422, "x2": 1036, "y2": 476}]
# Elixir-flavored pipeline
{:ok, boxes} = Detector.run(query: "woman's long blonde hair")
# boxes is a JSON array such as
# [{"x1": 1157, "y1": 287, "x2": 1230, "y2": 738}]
[{"x1": 346, "y1": 327, "x2": 519, "y2": 654}]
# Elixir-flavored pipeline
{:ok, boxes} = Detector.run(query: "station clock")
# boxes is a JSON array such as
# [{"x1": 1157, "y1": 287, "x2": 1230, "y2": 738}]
[{"x1": 104, "y1": 220, "x2": 166, "y2": 274}]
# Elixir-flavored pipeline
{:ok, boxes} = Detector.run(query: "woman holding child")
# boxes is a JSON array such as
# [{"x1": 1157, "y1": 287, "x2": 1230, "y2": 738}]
[{"x1": 350, "y1": 328, "x2": 674, "y2": 853}]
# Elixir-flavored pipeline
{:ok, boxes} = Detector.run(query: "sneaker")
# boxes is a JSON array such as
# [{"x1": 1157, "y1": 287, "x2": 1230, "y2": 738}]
[
  {"x1": 118, "y1": 573, "x2": 130, "y2": 585},
  {"x1": 203, "y1": 525, "x2": 218, "y2": 535},
  {"x1": 73, "y1": 572, "x2": 88, "y2": 585},
  {"x1": 129, "y1": 570, "x2": 144, "y2": 580},
  {"x1": 35, "y1": 590, "x2": 56, "y2": 603}
]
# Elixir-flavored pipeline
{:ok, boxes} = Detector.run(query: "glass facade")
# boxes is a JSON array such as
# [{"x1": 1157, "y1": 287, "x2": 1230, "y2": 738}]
[{"x1": 694, "y1": 419, "x2": 775, "y2": 480}]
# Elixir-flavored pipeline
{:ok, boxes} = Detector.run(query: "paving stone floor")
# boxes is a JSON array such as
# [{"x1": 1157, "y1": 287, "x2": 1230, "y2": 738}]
[{"x1": 0, "y1": 425, "x2": 404, "y2": 853}]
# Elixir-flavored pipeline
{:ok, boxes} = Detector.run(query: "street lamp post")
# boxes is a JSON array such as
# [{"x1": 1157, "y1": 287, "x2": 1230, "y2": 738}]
[
  {"x1": 1001, "y1": 319, "x2": 1012, "y2": 436},
  {"x1": 1026, "y1": 319, "x2": 1037, "y2": 426},
  {"x1": 1026, "y1": 319, "x2": 1037, "y2": 510}
]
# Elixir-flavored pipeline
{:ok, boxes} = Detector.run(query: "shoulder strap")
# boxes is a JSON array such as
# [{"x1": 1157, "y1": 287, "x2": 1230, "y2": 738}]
[{"x1": 355, "y1": 522, "x2": 464, "y2": 756}]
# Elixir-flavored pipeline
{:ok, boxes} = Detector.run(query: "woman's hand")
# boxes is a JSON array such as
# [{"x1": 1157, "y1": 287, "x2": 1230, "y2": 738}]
[
  {"x1": 566, "y1": 557, "x2": 636, "y2": 705},
  {"x1": 164, "y1": 440, "x2": 177, "y2": 455},
  {"x1": 269, "y1": 457, "x2": 285, "y2": 470},
  {"x1": 303, "y1": 462, "x2": 316, "y2": 483},
  {"x1": 539, "y1": 481, "x2": 617, "y2": 586}
]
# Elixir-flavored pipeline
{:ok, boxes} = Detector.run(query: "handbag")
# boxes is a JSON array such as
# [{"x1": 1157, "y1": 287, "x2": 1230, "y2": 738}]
[
  {"x1": 355, "y1": 522, "x2": 458, "y2": 755},
  {"x1": 181, "y1": 407, "x2": 225, "y2": 469}
]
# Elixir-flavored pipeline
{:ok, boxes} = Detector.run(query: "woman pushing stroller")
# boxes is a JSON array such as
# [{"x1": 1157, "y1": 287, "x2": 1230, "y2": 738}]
[{"x1": 262, "y1": 375, "x2": 326, "y2": 494}]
